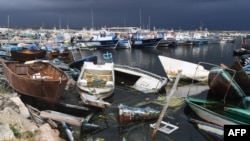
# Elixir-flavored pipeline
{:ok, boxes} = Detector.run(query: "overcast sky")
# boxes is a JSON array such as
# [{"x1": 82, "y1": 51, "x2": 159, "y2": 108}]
[{"x1": 0, "y1": 0, "x2": 250, "y2": 30}]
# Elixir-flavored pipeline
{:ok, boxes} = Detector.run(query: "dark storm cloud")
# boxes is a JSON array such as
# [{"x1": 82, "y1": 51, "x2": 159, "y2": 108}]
[{"x1": 0, "y1": 0, "x2": 250, "y2": 30}]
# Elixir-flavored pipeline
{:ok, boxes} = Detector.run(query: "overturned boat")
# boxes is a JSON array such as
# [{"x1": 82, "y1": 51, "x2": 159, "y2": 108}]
[
  {"x1": 158, "y1": 55, "x2": 209, "y2": 82},
  {"x1": 114, "y1": 64, "x2": 169, "y2": 93}
]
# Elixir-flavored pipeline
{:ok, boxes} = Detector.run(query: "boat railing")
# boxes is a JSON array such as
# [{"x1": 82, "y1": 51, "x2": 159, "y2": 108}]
[{"x1": 188, "y1": 61, "x2": 238, "y2": 103}]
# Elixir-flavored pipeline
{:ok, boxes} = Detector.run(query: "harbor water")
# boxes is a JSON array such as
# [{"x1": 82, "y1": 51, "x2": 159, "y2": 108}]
[{"x1": 21, "y1": 37, "x2": 242, "y2": 141}]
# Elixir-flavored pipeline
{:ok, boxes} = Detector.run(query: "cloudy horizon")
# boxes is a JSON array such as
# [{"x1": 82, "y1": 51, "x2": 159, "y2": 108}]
[{"x1": 0, "y1": 0, "x2": 250, "y2": 31}]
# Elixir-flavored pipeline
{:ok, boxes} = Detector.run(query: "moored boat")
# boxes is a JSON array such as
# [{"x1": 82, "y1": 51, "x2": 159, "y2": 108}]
[
  {"x1": 76, "y1": 35, "x2": 119, "y2": 50},
  {"x1": 1, "y1": 60, "x2": 69, "y2": 103},
  {"x1": 130, "y1": 38, "x2": 162, "y2": 48}
]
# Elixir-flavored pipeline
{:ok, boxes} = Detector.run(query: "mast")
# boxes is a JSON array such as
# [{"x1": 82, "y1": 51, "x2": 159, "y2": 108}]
[
  {"x1": 148, "y1": 16, "x2": 150, "y2": 31},
  {"x1": 59, "y1": 15, "x2": 62, "y2": 30},
  {"x1": 7, "y1": 15, "x2": 10, "y2": 44},
  {"x1": 91, "y1": 9, "x2": 94, "y2": 29},
  {"x1": 139, "y1": 9, "x2": 141, "y2": 29}
]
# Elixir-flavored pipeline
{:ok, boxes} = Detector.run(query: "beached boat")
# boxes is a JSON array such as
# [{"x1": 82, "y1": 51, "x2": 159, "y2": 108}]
[
  {"x1": 47, "y1": 50, "x2": 72, "y2": 63},
  {"x1": 114, "y1": 64, "x2": 169, "y2": 93},
  {"x1": 76, "y1": 52, "x2": 115, "y2": 108},
  {"x1": 10, "y1": 48, "x2": 46, "y2": 62},
  {"x1": 1, "y1": 60, "x2": 69, "y2": 103},
  {"x1": 118, "y1": 104, "x2": 160, "y2": 123},
  {"x1": 158, "y1": 55, "x2": 209, "y2": 82}
]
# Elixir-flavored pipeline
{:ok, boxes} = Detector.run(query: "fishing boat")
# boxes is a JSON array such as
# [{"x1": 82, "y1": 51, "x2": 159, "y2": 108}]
[
  {"x1": 158, "y1": 55, "x2": 209, "y2": 82},
  {"x1": 208, "y1": 65, "x2": 246, "y2": 100},
  {"x1": 76, "y1": 52, "x2": 115, "y2": 108},
  {"x1": 47, "y1": 50, "x2": 72, "y2": 63},
  {"x1": 10, "y1": 48, "x2": 46, "y2": 62},
  {"x1": 208, "y1": 58, "x2": 250, "y2": 100},
  {"x1": 228, "y1": 58, "x2": 250, "y2": 94},
  {"x1": 117, "y1": 39, "x2": 131, "y2": 49},
  {"x1": 130, "y1": 37, "x2": 162, "y2": 48},
  {"x1": 185, "y1": 96, "x2": 249, "y2": 127},
  {"x1": 114, "y1": 64, "x2": 169, "y2": 93},
  {"x1": 69, "y1": 55, "x2": 98, "y2": 70},
  {"x1": 1, "y1": 59, "x2": 69, "y2": 103},
  {"x1": 233, "y1": 48, "x2": 250, "y2": 56},
  {"x1": 118, "y1": 104, "x2": 160, "y2": 123},
  {"x1": 186, "y1": 61, "x2": 250, "y2": 127},
  {"x1": 76, "y1": 35, "x2": 119, "y2": 50}
]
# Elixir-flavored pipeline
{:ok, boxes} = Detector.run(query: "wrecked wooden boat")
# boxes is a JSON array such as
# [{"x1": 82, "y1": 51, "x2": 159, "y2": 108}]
[
  {"x1": 208, "y1": 66, "x2": 246, "y2": 100},
  {"x1": 76, "y1": 52, "x2": 115, "y2": 108},
  {"x1": 227, "y1": 58, "x2": 250, "y2": 95},
  {"x1": 208, "y1": 59, "x2": 247, "y2": 100},
  {"x1": 10, "y1": 48, "x2": 47, "y2": 62},
  {"x1": 158, "y1": 55, "x2": 209, "y2": 82},
  {"x1": 118, "y1": 104, "x2": 160, "y2": 123},
  {"x1": 47, "y1": 50, "x2": 72, "y2": 63},
  {"x1": 1, "y1": 60, "x2": 69, "y2": 103},
  {"x1": 114, "y1": 64, "x2": 169, "y2": 93},
  {"x1": 185, "y1": 96, "x2": 250, "y2": 127}
]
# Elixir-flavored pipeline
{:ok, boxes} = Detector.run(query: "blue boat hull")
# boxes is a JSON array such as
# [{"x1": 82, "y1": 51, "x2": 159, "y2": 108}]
[{"x1": 131, "y1": 38, "x2": 162, "y2": 48}]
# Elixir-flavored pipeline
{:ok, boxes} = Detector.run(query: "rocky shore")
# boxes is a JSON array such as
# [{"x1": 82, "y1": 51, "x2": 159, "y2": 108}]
[{"x1": 0, "y1": 76, "x2": 64, "y2": 141}]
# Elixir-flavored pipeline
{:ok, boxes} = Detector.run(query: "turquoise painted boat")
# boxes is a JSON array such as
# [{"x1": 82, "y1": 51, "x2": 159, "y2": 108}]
[{"x1": 185, "y1": 97, "x2": 249, "y2": 127}]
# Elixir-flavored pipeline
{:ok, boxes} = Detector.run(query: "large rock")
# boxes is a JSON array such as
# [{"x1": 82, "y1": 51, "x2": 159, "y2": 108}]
[
  {"x1": 10, "y1": 96, "x2": 30, "y2": 118},
  {"x1": 0, "y1": 122, "x2": 15, "y2": 140},
  {"x1": 0, "y1": 107, "x2": 38, "y2": 133},
  {"x1": 34, "y1": 123, "x2": 63, "y2": 141}
]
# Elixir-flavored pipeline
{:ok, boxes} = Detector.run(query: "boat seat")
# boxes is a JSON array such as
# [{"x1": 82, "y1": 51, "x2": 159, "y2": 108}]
[
  {"x1": 98, "y1": 75, "x2": 108, "y2": 81},
  {"x1": 15, "y1": 66, "x2": 27, "y2": 75}
]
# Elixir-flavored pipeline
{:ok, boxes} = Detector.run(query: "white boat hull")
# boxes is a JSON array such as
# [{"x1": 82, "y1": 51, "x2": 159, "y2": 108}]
[{"x1": 158, "y1": 55, "x2": 209, "y2": 82}]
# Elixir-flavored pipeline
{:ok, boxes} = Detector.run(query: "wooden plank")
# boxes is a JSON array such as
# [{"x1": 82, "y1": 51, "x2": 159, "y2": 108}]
[
  {"x1": 151, "y1": 70, "x2": 182, "y2": 138},
  {"x1": 40, "y1": 110, "x2": 84, "y2": 126}
]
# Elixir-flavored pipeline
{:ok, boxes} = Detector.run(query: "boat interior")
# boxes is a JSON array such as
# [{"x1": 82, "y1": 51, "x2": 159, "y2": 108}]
[
  {"x1": 81, "y1": 69, "x2": 113, "y2": 87},
  {"x1": 8, "y1": 62, "x2": 66, "y2": 80}
]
